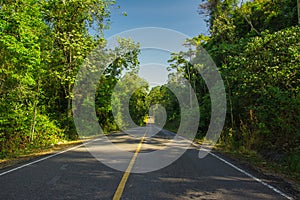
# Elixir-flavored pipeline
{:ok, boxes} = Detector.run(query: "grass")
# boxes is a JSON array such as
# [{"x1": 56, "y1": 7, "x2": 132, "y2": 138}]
[
  {"x1": 211, "y1": 143, "x2": 300, "y2": 192},
  {"x1": 0, "y1": 131, "x2": 121, "y2": 170},
  {"x1": 0, "y1": 139, "x2": 85, "y2": 169},
  {"x1": 148, "y1": 123, "x2": 300, "y2": 191}
]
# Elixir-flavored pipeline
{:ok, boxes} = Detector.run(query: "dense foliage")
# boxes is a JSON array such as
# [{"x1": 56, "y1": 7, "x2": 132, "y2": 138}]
[
  {"x1": 154, "y1": 0, "x2": 299, "y2": 173},
  {"x1": 0, "y1": 0, "x2": 299, "y2": 176},
  {"x1": 201, "y1": 0, "x2": 300, "y2": 173},
  {"x1": 0, "y1": 0, "x2": 143, "y2": 158}
]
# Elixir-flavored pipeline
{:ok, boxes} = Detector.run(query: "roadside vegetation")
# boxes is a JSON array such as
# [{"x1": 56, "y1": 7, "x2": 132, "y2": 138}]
[
  {"x1": 148, "y1": 0, "x2": 300, "y2": 181},
  {"x1": 0, "y1": 0, "x2": 299, "y2": 185},
  {"x1": 0, "y1": 0, "x2": 141, "y2": 158},
  {"x1": 203, "y1": 0, "x2": 300, "y2": 178}
]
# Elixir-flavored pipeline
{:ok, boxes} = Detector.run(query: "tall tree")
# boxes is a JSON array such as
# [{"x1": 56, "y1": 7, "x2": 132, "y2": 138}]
[
  {"x1": 43, "y1": 0, "x2": 115, "y2": 136},
  {"x1": 0, "y1": 0, "x2": 62, "y2": 155},
  {"x1": 196, "y1": 0, "x2": 300, "y2": 172}
]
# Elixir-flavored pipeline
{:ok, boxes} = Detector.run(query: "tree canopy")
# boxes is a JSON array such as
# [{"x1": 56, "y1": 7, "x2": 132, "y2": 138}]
[
  {"x1": 0, "y1": 0, "x2": 299, "y2": 175},
  {"x1": 158, "y1": 0, "x2": 300, "y2": 173}
]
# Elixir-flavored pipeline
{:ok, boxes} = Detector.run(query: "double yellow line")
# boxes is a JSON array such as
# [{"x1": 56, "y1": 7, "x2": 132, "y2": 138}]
[{"x1": 113, "y1": 129, "x2": 148, "y2": 200}]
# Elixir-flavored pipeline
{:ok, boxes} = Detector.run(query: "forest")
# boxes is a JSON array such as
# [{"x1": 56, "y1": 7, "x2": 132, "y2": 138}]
[
  {"x1": 0, "y1": 0, "x2": 299, "y2": 177},
  {"x1": 164, "y1": 0, "x2": 300, "y2": 175}
]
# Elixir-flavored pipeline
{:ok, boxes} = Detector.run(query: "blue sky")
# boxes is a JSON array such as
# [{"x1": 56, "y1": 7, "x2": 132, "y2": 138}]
[
  {"x1": 104, "y1": 0, "x2": 209, "y2": 38},
  {"x1": 104, "y1": 0, "x2": 208, "y2": 87}
]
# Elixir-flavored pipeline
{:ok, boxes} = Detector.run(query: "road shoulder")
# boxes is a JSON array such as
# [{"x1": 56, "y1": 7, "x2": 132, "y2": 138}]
[
  {"x1": 0, "y1": 140, "x2": 85, "y2": 170},
  {"x1": 196, "y1": 142, "x2": 300, "y2": 199}
]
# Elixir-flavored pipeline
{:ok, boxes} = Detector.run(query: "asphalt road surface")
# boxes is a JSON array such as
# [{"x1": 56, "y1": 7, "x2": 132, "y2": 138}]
[{"x1": 0, "y1": 126, "x2": 294, "y2": 200}]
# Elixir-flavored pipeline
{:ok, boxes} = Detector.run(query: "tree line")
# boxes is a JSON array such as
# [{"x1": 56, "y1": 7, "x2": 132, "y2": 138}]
[
  {"x1": 1, "y1": 0, "x2": 299, "y2": 175},
  {"x1": 0, "y1": 0, "x2": 142, "y2": 157},
  {"x1": 148, "y1": 0, "x2": 299, "y2": 173}
]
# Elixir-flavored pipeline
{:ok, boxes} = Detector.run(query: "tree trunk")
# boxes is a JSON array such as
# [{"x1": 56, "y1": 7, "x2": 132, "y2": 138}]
[
  {"x1": 226, "y1": 77, "x2": 234, "y2": 129},
  {"x1": 67, "y1": 83, "x2": 72, "y2": 118},
  {"x1": 30, "y1": 78, "x2": 40, "y2": 142}
]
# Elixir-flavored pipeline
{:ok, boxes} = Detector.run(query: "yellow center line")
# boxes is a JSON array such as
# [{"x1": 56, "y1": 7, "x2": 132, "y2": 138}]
[{"x1": 113, "y1": 128, "x2": 148, "y2": 200}]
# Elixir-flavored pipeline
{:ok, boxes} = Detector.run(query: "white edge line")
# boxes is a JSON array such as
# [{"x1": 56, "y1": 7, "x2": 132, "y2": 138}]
[
  {"x1": 0, "y1": 139, "x2": 97, "y2": 177},
  {"x1": 1, "y1": 133, "x2": 294, "y2": 200},
  {"x1": 160, "y1": 134, "x2": 293, "y2": 200},
  {"x1": 207, "y1": 151, "x2": 294, "y2": 200}
]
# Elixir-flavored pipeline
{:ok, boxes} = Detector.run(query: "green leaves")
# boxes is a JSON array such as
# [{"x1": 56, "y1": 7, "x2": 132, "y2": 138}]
[
  {"x1": 0, "y1": 0, "x2": 116, "y2": 157},
  {"x1": 219, "y1": 26, "x2": 300, "y2": 159},
  {"x1": 94, "y1": 39, "x2": 141, "y2": 132},
  {"x1": 199, "y1": 0, "x2": 299, "y2": 171}
]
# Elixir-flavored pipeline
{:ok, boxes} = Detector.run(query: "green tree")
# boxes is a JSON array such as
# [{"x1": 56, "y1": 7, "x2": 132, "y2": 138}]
[
  {"x1": 0, "y1": 0, "x2": 63, "y2": 156},
  {"x1": 43, "y1": 0, "x2": 115, "y2": 137},
  {"x1": 197, "y1": 0, "x2": 300, "y2": 172},
  {"x1": 95, "y1": 38, "x2": 141, "y2": 132}
]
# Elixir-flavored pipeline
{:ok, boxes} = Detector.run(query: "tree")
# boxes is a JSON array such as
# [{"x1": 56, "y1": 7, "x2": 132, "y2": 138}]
[
  {"x1": 95, "y1": 38, "x2": 141, "y2": 132},
  {"x1": 0, "y1": 0, "x2": 63, "y2": 156},
  {"x1": 43, "y1": 0, "x2": 115, "y2": 137},
  {"x1": 197, "y1": 0, "x2": 300, "y2": 172},
  {"x1": 0, "y1": 0, "x2": 119, "y2": 156}
]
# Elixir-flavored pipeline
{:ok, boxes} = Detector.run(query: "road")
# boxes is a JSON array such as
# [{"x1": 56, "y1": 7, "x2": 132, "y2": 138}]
[{"x1": 0, "y1": 126, "x2": 294, "y2": 200}]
